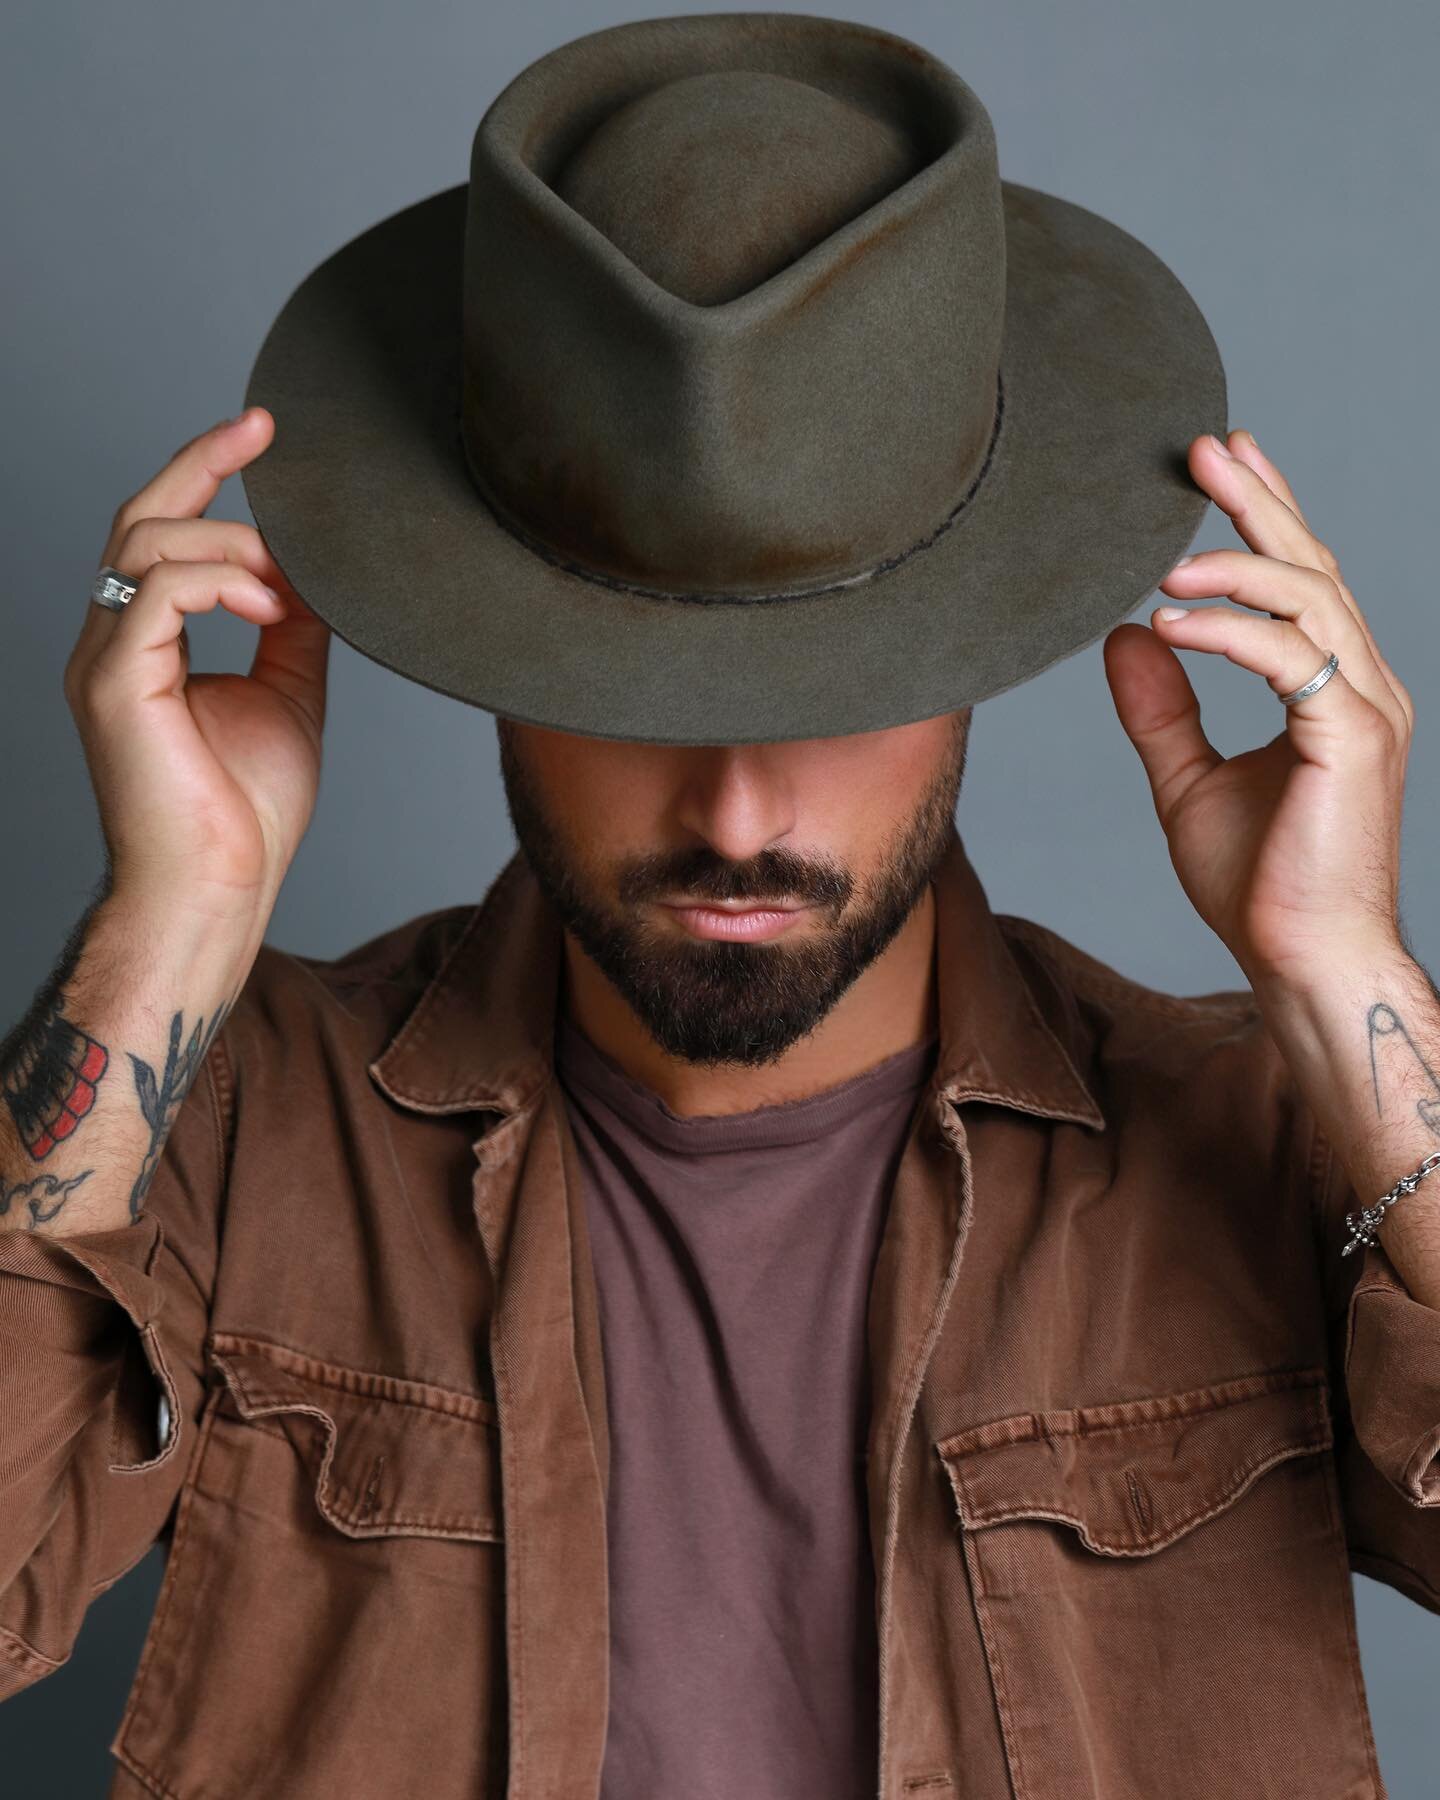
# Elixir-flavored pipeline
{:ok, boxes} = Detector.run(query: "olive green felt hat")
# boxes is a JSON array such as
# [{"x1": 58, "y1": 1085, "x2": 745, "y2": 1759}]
[{"x1": 240, "y1": 11, "x2": 1227, "y2": 746}]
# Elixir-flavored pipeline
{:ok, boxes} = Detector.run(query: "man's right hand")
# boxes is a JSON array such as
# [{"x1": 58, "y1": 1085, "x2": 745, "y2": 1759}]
[{"x1": 65, "y1": 407, "x2": 330, "y2": 925}]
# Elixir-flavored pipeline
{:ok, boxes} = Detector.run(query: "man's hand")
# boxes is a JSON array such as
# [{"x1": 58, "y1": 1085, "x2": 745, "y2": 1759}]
[
  {"x1": 1104, "y1": 431, "x2": 1440, "y2": 1294},
  {"x1": 1102, "y1": 427, "x2": 1412, "y2": 991}
]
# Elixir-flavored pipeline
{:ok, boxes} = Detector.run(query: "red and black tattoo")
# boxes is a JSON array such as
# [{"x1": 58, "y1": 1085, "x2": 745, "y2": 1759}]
[{"x1": 1, "y1": 1001, "x2": 109, "y2": 1160}]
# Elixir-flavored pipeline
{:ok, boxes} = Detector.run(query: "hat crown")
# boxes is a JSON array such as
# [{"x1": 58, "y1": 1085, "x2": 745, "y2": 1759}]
[
  {"x1": 554, "y1": 69, "x2": 925, "y2": 308},
  {"x1": 461, "y1": 14, "x2": 1009, "y2": 599}
]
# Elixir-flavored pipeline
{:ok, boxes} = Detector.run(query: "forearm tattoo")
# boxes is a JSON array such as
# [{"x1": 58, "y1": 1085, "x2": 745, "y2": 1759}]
[
  {"x1": 0, "y1": 893, "x2": 236, "y2": 1224},
  {"x1": 1366, "y1": 1001, "x2": 1440, "y2": 1137},
  {"x1": 0, "y1": 1166, "x2": 94, "y2": 1230},
  {"x1": 127, "y1": 1000, "x2": 231, "y2": 1221},
  {"x1": 1, "y1": 1000, "x2": 110, "y2": 1159}
]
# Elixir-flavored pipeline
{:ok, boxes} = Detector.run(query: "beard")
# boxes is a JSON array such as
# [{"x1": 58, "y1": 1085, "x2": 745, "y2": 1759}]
[{"x1": 496, "y1": 716, "x2": 969, "y2": 1068}]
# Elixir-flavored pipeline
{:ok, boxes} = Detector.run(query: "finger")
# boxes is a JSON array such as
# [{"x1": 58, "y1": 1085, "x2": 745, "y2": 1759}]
[
  {"x1": 247, "y1": 587, "x2": 332, "y2": 736},
  {"x1": 100, "y1": 408, "x2": 275, "y2": 563},
  {"x1": 1157, "y1": 549, "x2": 1400, "y2": 723},
  {"x1": 112, "y1": 516, "x2": 290, "y2": 590},
  {"x1": 86, "y1": 560, "x2": 287, "y2": 709},
  {"x1": 1189, "y1": 430, "x2": 1412, "y2": 728},
  {"x1": 1103, "y1": 622, "x2": 1223, "y2": 826},
  {"x1": 1151, "y1": 603, "x2": 1389, "y2": 754},
  {"x1": 1227, "y1": 429, "x2": 1314, "y2": 532},
  {"x1": 1188, "y1": 431, "x2": 1325, "y2": 574},
  {"x1": 74, "y1": 516, "x2": 292, "y2": 674}
]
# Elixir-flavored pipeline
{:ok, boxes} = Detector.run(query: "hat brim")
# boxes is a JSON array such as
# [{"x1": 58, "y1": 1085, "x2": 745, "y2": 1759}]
[{"x1": 241, "y1": 178, "x2": 1225, "y2": 745}]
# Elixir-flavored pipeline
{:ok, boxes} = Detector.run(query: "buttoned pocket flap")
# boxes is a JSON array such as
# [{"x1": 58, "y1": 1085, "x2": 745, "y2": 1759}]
[
  {"x1": 935, "y1": 1366, "x2": 1332, "y2": 1554},
  {"x1": 206, "y1": 1331, "x2": 503, "y2": 1542}
]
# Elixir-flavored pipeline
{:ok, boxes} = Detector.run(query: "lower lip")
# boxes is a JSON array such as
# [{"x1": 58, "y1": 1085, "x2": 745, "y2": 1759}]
[{"x1": 662, "y1": 904, "x2": 810, "y2": 942}]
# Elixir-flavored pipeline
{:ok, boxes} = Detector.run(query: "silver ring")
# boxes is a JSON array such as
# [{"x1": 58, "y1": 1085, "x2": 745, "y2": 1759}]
[
  {"x1": 1278, "y1": 651, "x2": 1339, "y2": 706},
  {"x1": 90, "y1": 565, "x2": 138, "y2": 611}
]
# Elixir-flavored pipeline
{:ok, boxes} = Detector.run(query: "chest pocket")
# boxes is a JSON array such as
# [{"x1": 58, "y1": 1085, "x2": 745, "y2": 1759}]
[
  {"x1": 204, "y1": 1331, "x2": 504, "y2": 1541},
  {"x1": 934, "y1": 1366, "x2": 1379, "y2": 1800},
  {"x1": 113, "y1": 1331, "x2": 507, "y2": 1800}
]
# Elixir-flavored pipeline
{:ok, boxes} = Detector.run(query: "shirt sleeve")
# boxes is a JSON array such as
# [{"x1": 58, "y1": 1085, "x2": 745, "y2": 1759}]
[
  {"x1": 1313, "y1": 1117, "x2": 1440, "y2": 1613},
  {"x1": 0, "y1": 1029, "x2": 229, "y2": 1698}
]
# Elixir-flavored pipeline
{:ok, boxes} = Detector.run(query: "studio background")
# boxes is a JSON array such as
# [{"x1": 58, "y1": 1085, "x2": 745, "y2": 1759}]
[{"x1": 2, "y1": 0, "x2": 1437, "y2": 1792}]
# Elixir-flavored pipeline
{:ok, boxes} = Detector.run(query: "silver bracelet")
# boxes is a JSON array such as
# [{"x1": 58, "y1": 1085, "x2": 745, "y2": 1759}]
[{"x1": 1341, "y1": 1149, "x2": 1440, "y2": 1256}]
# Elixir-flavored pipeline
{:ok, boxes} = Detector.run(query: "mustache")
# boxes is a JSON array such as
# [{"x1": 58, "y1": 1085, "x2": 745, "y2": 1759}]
[{"x1": 616, "y1": 845, "x2": 853, "y2": 910}]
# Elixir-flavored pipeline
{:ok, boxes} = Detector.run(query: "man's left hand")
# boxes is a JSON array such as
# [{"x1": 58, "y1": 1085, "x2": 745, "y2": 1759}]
[{"x1": 1103, "y1": 428, "x2": 1413, "y2": 991}]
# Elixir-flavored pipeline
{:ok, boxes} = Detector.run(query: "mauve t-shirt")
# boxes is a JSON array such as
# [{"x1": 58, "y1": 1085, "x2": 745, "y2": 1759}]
[{"x1": 554, "y1": 1015, "x2": 939, "y2": 1800}]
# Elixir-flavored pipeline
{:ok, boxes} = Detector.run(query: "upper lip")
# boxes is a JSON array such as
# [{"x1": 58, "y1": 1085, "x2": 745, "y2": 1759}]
[{"x1": 661, "y1": 898, "x2": 807, "y2": 914}]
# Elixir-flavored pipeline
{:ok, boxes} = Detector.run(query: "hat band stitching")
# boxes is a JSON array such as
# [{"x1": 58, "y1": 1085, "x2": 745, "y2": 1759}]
[{"x1": 460, "y1": 367, "x2": 1006, "y2": 607}]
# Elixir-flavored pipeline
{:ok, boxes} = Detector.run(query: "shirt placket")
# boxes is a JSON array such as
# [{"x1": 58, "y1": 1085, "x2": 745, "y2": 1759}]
[
  {"x1": 866, "y1": 1083, "x2": 977, "y2": 1798},
  {"x1": 470, "y1": 1086, "x2": 612, "y2": 1800}
]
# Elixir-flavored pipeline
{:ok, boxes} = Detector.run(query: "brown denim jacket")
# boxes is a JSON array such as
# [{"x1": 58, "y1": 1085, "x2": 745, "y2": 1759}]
[{"x1": 2, "y1": 830, "x2": 1438, "y2": 1798}]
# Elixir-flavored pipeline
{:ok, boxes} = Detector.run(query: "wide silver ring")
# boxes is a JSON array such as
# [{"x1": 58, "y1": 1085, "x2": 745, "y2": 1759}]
[
  {"x1": 90, "y1": 565, "x2": 138, "y2": 611},
  {"x1": 1278, "y1": 651, "x2": 1339, "y2": 706}
]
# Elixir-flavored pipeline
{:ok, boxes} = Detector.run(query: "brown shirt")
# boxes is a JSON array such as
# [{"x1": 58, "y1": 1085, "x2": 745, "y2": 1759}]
[
  {"x1": 1, "y1": 828, "x2": 1438, "y2": 1799},
  {"x1": 555, "y1": 1015, "x2": 936, "y2": 1798}
]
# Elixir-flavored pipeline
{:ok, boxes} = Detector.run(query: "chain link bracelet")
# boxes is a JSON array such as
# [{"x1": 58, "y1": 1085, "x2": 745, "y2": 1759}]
[{"x1": 1341, "y1": 1149, "x2": 1440, "y2": 1257}]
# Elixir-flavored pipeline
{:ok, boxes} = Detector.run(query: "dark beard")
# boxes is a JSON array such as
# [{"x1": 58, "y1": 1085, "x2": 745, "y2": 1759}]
[{"x1": 496, "y1": 718, "x2": 968, "y2": 1068}]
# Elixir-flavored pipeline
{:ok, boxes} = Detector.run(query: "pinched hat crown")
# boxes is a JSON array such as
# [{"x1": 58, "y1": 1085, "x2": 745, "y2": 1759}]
[
  {"x1": 241, "y1": 13, "x2": 1225, "y2": 745},
  {"x1": 460, "y1": 24, "x2": 1009, "y2": 598}
]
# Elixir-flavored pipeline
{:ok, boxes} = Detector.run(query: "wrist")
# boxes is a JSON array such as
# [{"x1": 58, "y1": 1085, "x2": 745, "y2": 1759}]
[{"x1": 1246, "y1": 931, "x2": 1416, "y2": 1019}]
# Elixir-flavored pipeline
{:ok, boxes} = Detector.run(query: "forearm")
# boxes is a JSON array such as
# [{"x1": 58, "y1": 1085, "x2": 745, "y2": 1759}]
[
  {"x1": 0, "y1": 890, "x2": 261, "y2": 1237},
  {"x1": 1254, "y1": 941, "x2": 1440, "y2": 1308}
]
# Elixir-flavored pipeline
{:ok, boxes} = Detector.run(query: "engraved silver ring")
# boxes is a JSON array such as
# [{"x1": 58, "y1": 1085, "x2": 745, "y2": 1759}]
[
  {"x1": 1277, "y1": 650, "x2": 1339, "y2": 706},
  {"x1": 90, "y1": 565, "x2": 138, "y2": 611}
]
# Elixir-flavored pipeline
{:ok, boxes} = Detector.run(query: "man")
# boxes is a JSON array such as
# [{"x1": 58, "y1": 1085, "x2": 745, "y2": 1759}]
[{"x1": 1, "y1": 14, "x2": 1436, "y2": 1800}]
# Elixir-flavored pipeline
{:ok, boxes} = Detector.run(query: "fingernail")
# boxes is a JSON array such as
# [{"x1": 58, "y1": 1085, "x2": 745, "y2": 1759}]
[
  {"x1": 228, "y1": 406, "x2": 253, "y2": 425},
  {"x1": 1172, "y1": 555, "x2": 1194, "y2": 568},
  {"x1": 1209, "y1": 432, "x2": 1235, "y2": 459},
  {"x1": 1156, "y1": 606, "x2": 1187, "y2": 622}
]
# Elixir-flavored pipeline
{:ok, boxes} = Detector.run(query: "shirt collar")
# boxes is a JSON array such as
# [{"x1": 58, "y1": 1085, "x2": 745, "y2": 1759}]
[{"x1": 368, "y1": 826, "x2": 1105, "y2": 1132}]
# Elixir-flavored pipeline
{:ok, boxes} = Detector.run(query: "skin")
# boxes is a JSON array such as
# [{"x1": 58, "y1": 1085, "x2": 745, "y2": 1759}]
[
  {"x1": 7, "y1": 411, "x2": 1439, "y2": 1314},
  {"x1": 1104, "y1": 427, "x2": 1440, "y2": 1305},
  {"x1": 503, "y1": 715, "x2": 963, "y2": 1116}
]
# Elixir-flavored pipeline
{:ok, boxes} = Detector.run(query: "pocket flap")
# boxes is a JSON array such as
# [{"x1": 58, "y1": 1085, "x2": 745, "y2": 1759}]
[
  {"x1": 207, "y1": 1331, "x2": 503, "y2": 1542},
  {"x1": 935, "y1": 1366, "x2": 1332, "y2": 1555}
]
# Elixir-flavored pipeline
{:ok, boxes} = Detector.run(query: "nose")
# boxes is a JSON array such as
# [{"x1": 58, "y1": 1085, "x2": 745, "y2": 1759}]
[{"x1": 672, "y1": 745, "x2": 796, "y2": 866}]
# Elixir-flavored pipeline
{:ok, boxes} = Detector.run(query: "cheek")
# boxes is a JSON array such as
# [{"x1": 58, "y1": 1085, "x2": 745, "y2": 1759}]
[{"x1": 540, "y1": 746, "x2": 670, "y2": 855}]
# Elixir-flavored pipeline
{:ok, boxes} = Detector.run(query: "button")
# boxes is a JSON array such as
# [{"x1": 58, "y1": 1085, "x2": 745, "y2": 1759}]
[{"x1": 157, "y1": 1392, "x2": 171, "y2": 1449}]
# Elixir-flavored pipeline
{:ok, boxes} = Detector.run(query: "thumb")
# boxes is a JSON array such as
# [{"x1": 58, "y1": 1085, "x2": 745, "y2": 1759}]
[{"x1": 1102, "y1": 620, "x2": 1222, "y2": 827}]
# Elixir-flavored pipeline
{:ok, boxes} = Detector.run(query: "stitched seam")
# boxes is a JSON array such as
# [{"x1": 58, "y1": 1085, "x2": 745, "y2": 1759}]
[
  {"x1": 0, "y1": 1621, "x2": 65, "y2": 1676},
  {"x1": 108, "y1": 1745, "x2": 180, "y2": 1800},
  {"x1": 960, "y1": 1525, "x2": 1026, "y2": 1800},
  {"x1": 959, "y1": 1432, "x2": 1333, "y2": 1548},
  {"x1": 208, "y1": 1330, "x2": 498, "y2": 1422},
  {"x1": 935, "y1": 1364, "x2": 1328, "y2": 1456}
]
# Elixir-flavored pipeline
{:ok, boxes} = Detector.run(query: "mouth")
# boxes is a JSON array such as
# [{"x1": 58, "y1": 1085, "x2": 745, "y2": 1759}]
[{"x1": 655, "y1": 898, "x2": 814, "y2": 943}]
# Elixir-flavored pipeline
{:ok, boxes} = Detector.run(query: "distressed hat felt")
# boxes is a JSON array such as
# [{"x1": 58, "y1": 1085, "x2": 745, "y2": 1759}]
[{"x1": 240, "y1": 11, "x2": 1227, "y2": 745}]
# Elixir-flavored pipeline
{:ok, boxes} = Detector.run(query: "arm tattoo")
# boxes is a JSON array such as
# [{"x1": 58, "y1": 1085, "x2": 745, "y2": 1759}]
[
  {"x1": 1366, "y1": 1002, "x2": 1440, "y2": 1137},
  {"x1": 1, "y1": 1001, "x2": 109, "y2": 1159},
  {"x1": 128, "y1": 1001, "x2": 232, "y2": 1221},
  {"x1": 0, "y1": 1166, "x2": 94, "y2": 1229},
  {"x1": 0, "y1": 888, "x2": 111, "y2": 1162}
]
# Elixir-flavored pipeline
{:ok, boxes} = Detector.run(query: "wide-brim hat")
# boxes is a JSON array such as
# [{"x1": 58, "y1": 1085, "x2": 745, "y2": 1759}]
[{"x1": 241, "y1": 11, "x2": 1227, "y2": 746}]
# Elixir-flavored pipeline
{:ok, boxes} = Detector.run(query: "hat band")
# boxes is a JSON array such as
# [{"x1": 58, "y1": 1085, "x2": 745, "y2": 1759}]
[{"x1": 458, "y1": 368, "x2": 1006, "y2": 609}]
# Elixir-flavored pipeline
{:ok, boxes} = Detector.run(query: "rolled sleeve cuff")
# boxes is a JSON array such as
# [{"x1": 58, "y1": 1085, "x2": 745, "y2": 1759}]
[
  {"x1": 1345, "y1": 1238, "x2": 1440, "y2": 1506},
  {"x1": 0, "y1": 1214, "x2": 183, "y2": 1476}
]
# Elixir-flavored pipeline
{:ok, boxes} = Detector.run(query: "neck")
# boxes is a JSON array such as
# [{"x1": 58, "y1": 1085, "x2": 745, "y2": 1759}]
[{"x1": 560, "y1": 884, "x2": 939, "y2": 1117}]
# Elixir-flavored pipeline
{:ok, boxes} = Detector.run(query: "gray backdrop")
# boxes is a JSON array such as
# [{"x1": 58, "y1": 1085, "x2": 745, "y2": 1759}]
[{"x1": 3, "y1": 0, "x2": 1437, "y2": 1791}]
